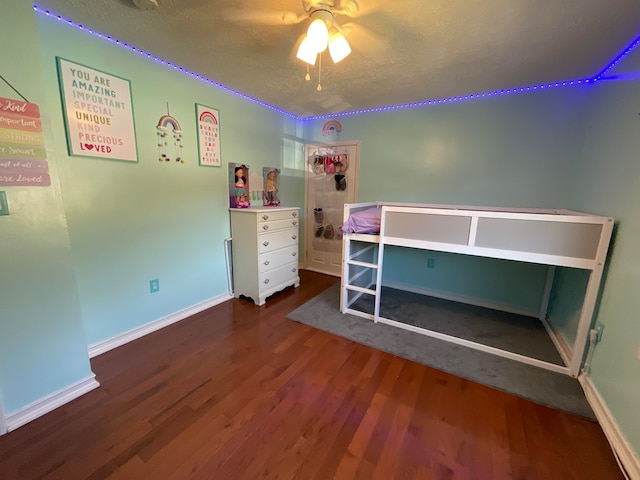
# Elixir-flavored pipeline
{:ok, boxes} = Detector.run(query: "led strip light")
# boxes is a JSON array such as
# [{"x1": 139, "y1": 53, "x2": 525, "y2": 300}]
[{"x1": 33, "y1": 5, "x2": 640, "y2": 121}]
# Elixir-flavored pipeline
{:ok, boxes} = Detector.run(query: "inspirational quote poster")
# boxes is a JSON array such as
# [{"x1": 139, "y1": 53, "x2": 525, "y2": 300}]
[
  {"x1": 56, "y1": 57, "x2": 138, "y2": 162},
  {"x1": 195, "y1": 103, "x2": 220, "y2": 167},
  {"x1": 0, "y1": 97, "x2": 51, "y2": 187}
]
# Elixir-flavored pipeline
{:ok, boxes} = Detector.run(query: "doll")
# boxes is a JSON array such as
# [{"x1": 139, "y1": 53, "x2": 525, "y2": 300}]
[
  {"x1": 264, "y1": 169, "x2": 280, "y2": 206},
  {"x1": 234, "y1": 167, "x2": 248, "y2": 207}
]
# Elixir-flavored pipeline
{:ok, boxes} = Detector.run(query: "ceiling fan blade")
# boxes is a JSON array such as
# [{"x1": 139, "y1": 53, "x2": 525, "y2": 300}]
[
  {"x1": 224, "y1": 9, "x2": 306, "y2": 26},
  {"x1": 334, "y1": 0, "x2": 384, "y2": 18},
  {"x1": 340, "y1": 22, "x2": 389, "y2": 55}
]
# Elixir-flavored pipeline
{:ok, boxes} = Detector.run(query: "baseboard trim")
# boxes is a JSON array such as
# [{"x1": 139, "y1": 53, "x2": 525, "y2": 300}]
[
  {"x1": 5, "y1": 375, "x2": 100, "y2": 433},
  {"x1": 88, "y1": 292, "x2": 233, "y2": 358},
  {"x1": 579, "y1": 375, "x2": 640, "y2": 480},
  {"x1": 382, "y1": 281, "x2": 538, "y2": 318},
  {"x1": 0, "y1": 402, "x2": 7, "y2": 435}
]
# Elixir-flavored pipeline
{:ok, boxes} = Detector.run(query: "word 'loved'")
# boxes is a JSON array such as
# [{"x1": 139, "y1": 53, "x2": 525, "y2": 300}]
[{"x1": 80, "y1": 143, "x2": 112, "y2": 153}]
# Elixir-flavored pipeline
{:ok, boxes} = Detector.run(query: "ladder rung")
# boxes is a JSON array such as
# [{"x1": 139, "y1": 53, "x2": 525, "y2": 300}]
[
  {"x1": 345, "y1": 285, "x2": 377, "y2": 295},
  {"x1": 347, "y1": 259, "x2": 378, "y2": 268}
]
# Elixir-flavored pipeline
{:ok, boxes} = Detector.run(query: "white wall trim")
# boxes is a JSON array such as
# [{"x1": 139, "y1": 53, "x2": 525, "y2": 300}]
[
  {"x1": 0, "y1": 401, "x2": 7, "y2": 435},
  {"x1": 88, "y1": 292, "x2": 233, "y2": 358},
  {"x1": 579, "y1": 374, "x2": 640, "y2": 480},
  {"x1": 5, "y1": 374, "x2": 100, "y2": 433},
  {"x1": 382, "y1": 280, "x2": 539, "y2": 318}
]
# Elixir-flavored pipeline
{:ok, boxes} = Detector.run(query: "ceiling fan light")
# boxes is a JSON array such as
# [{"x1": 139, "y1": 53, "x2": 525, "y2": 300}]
[
  {"x1": 328, "y1": 32, "x2": 351, "y2": 63},
  {"x1": 296, "y1": 38, "x2": 318, "y2": 65},
  {"x1": 306, "y1": 18, "x2": 329, "y2": 53}
]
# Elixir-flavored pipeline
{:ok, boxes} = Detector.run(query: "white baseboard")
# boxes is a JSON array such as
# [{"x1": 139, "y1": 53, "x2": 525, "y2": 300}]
[
  {"x1": 579, "y1": 375, "x2": 640, "y2": 480},
  {"x1": 0, "y1": 401, "x2": 6, "y2": 435},
  {"x1": 382, "y1": 281, "x2": 539, "y2": 318},
  {"x1": 88, "y1": 292, "x2": 233, "y2": 358},
  {"x1": 5, "y1": 375, "x2": 100, "y2": 433}
]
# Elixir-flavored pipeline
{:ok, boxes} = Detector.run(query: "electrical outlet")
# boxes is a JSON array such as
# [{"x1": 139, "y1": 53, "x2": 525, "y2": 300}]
[
  {"x1": 427, "y1": 258, "x2": 435, "y2": 269},
  {"x1": 594, "y1": 321, "x2": 605, "y2": 342},
  {"x1": 150, "y1": 278, "x2": 160, "y2": 293}
]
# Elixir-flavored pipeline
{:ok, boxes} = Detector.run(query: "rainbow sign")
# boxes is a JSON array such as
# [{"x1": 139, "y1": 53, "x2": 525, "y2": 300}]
[
  {"x1": 322, "y1": 120, "x2": 342, "y2": 136},
  {"x1": 199, "y1": 110, "x2": 218, "y2": 125},
  {"x1": 157, "y1": 115, "x2": 182, "y2": 132}
]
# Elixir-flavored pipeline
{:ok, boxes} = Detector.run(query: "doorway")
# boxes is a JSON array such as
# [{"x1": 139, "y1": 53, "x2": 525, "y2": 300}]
[{"x1": 304, "y1": 141, "x2": 360, "y2": 276}]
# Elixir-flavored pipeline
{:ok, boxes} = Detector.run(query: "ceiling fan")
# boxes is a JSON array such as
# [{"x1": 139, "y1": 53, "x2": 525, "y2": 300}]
[{"x1": 225, "y1": 1, "x2": 385, "y2": 90}]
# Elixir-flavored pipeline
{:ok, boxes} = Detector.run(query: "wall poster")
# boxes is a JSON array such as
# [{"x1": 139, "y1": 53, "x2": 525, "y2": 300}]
[
  {"x1": 195, "y1": 103, "x2": 220, "y2": 167},
  {"x1": 0, "y1": 96, "x2": 51, "y2": 186},
  {"x1": 56, "y1": 57, "x2": 138, "y2": 162}
]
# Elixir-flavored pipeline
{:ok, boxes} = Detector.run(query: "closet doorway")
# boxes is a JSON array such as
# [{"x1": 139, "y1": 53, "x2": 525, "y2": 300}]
[{"x1": 304, "y1": 141, "x2": 360, "y2": 277}]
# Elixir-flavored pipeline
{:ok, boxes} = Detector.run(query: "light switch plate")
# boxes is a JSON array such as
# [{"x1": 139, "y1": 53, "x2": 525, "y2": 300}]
[{"x1": 0, "y1": 191, "x2": 9, "y2": 216}]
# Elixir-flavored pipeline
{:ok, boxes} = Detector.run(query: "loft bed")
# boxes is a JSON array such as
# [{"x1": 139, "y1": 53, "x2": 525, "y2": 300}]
[{"x1": 340, "y1": 201, "x2": 614, "y2": 377}]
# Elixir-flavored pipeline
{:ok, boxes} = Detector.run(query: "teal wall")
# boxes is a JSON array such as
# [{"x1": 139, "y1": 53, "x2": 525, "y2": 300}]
[
  {"x1": 572, "y1": 48, "x2": 640, "y2": 450},
  {"x1": 35, "y1": 15, "x2": 304, "y2": 346},
  {"x1": 0, "y1": 0, "x2": 93, "y2": 413}
]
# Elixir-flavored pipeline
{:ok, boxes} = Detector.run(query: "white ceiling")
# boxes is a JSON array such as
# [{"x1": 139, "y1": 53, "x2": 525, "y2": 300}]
[{"x1": 34, "y1": 0, "x2": 640, "y2": 117}]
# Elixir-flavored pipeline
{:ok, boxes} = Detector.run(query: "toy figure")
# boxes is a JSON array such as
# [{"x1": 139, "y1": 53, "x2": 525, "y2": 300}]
[
  {"x1": 234, "y1": 166, "x2": 249, "y2": 207},
  {"x1": 263, "y1": 169, "x2": 280, "y2": 206}
]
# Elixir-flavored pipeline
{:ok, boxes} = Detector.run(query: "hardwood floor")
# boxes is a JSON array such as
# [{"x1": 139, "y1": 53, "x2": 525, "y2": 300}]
[{"x1": 0, "y1": 270, "x2": 623, "y2": 479}]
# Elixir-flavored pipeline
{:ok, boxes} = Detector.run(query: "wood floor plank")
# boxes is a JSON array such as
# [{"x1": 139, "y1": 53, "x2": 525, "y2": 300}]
[{"x1": 0, "y1": 269, "x2": 625, "y2": 479}]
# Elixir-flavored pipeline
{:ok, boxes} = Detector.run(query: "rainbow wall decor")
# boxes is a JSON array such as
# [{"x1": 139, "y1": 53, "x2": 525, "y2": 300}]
[
  {"x1": 196, "y1": 103, "x2": 221, "y2": 167},
  {"x1": 156, "y1": 112, "x2": 184, "y2": 163},
  {"x1": 322, "y1": 120, "x2": 342, "y2": 137}
]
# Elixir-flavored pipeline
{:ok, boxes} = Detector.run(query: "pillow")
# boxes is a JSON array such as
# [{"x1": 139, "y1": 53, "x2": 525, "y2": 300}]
[{"x1": 342, "y1": 207, "x2": 382, "y2": 234}]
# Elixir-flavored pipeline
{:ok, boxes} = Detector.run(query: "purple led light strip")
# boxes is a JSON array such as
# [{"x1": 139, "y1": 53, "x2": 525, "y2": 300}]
[
  {"x1": 32, "y1": 5, "x2": 298, "y2": 119},
  {"x1": 33, "y1": 5, "x2": 640, "y2": 121}
]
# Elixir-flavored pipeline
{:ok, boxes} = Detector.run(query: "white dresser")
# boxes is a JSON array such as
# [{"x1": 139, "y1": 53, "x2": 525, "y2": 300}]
[{"x1": 229, "y1": 207, "x2": 300, "y2": 305}]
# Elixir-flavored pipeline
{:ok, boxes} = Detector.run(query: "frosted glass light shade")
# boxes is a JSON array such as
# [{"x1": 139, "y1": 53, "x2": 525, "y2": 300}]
[
  {"x1": 328, "y1": 32, "x2": 351, "y2": 63},
  {"x1": 296, "y1": 38, "x2": 318, "y2": 65},
  {"x1": 306, "y1": 18, "x2": 329, "y2": 53}
]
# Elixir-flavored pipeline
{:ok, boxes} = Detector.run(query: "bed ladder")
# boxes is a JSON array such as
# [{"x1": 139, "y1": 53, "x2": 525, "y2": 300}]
[{"x1": 340, "y1": 233, "x2": 380, "y2": 320}]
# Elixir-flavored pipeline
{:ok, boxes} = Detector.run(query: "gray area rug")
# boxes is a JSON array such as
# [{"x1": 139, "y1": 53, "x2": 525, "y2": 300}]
[{"x1": 286, "y1": 284, "x2": 595, "y2": 420}]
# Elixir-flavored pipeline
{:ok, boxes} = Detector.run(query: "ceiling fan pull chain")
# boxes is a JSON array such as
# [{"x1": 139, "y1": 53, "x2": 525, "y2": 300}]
[
  {"x1": 305, "y1": 63, "x2": 311, "y2": 82},
  {"x1": 317, "y1": 53, "x2": 322, "y2": 91}
]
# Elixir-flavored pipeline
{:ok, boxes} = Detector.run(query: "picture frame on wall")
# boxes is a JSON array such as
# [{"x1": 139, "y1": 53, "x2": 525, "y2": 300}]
[
  {"x1": 56, "y1": 57, "x2": 138, "y2": 162},
  {"x1": 195, "y1": 103, "x2": 221, "y2": 167}
]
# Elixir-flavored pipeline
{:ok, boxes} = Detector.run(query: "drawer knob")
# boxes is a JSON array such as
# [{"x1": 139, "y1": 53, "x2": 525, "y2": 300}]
[
  {"x1": 263, "y1": 260, "x2": 270, "y2": 266},
  {"x1": 292, "y1": 268, "x2": 297, "y2": 273},
  {"x1": 263, "y1": 241, "x2": 269, "y2": 246},
  {"x1": 292, "y1": 235, "x2": 297, "y2": 240},
  {"x1": 291, "y1": 252, "x2": 296, "y2": 257},
  {"x1": 263, "y1": 278, "x2": 270, "y2": 284},
  {"x1": 262, "y1": 215, "x2": 269, "y2": 220},
  {"x1": 292, "y1": 220, "x2": 298, "y2": 226},
  {"x1": 292, "y1": 212, "x2": 298, "y2": 217},
  {"x1": 262, "y1": 225, "x2": 269, "y2": 230}
]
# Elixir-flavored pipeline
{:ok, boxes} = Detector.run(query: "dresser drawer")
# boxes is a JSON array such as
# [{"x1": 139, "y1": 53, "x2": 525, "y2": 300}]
[
  {"x1": 258, "y1": 245, "x2": 298, "y2": 273},
  {"x1": 258, "y1": 209, "x2": 298, "y2": 223},
  {"x1": 258, "y1": 217, "x2": 299, "y2": 233},
  {"x1": 258, "y1": 229, "x2": 298, "y2": 254},
  {"x1": 259, "y1": 261, "x2": 298, "y2": 288}
]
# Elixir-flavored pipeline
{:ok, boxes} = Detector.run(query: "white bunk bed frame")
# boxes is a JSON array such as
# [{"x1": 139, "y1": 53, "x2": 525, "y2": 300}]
[{"x1": 340, "y1": 201, "x2": 614, "y2": 377}]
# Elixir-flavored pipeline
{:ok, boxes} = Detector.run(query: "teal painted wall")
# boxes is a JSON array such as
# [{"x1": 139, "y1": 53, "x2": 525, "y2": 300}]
[
  {"x1": 0, "y1": 1, "x2": 93, "y2": 414},
  {"x1": 35, "y1": 15, "x2": 303, "y2": 346},
  {"x1": 304, "y1": 88, "x2": 593, "y2": 312},
  {"x1": 572, "y1": 47, "x2": 640, "y2": 451}
]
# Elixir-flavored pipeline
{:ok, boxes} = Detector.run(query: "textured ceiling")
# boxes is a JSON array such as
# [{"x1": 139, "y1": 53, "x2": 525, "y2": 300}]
[{"x1": 34, "y1": 0, "x2": 640, "y2": 117}]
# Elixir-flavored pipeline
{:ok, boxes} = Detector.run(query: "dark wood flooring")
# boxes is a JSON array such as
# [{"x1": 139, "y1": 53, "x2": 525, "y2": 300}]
[{"x1": 0, "y1": 270, "x2": 623, "y2": 479}]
